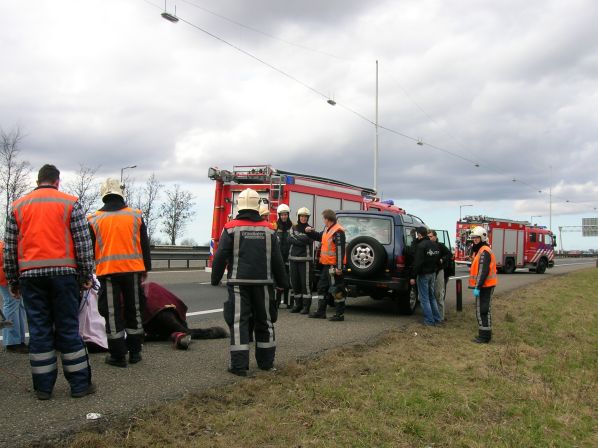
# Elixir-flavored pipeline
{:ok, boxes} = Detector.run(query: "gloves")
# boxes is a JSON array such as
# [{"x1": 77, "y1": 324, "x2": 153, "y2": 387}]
[{"x1": 473, "y1": 288, "x2": 480, "y2": 298}]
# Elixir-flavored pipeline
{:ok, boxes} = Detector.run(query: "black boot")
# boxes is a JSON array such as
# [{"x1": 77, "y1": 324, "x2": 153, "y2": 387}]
[
  {"x1": 300, "y1": 297, "x2": 312, "y2": 315},
  {"x1": 308, "y1": 298, "x2": 327, "y2": 319},
  {"x1": 290, "y1": 296, "x2": 303, "y2": 313},
  {"x1": 329, "y1": 301, "x2": 345, "y2": 322}
]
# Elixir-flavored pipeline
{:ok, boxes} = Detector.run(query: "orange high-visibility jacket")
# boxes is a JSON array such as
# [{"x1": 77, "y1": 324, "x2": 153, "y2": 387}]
[
  {"x1": 12, "y1": 188, "x2": 78, "y2": 272},
  {"x1": 88, "y1": 208, "x2": 145, "y2": 276},
  {"x1": 469, "y1": 245, "x2": 498, "y2": 288},
  {"x1": 319, "y1": 223, "x2": 346, "y2": 266}
]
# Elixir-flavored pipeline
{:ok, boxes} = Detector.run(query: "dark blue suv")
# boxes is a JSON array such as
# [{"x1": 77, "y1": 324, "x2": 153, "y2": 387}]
[{"x1": 336, "y1": 210, "x2": 455, "y2": 314}]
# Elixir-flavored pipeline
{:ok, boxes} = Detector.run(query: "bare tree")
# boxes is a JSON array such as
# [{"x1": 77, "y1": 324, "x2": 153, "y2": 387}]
[
  {"x1": 63, "y1": 163, "x2": 101, "y2": 215},
  {"x1": 160, "y1": 184, "x2": 195, "y2": 245},
  {"x1": 0, "y1": 127, "x2": 32, "y2": 228},
  {"x1": 129, "y1": 173, "x2": 163, "y2": 244}
]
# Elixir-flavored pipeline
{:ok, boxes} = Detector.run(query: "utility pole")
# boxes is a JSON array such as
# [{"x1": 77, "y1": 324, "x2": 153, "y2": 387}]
[{"x1": 374, "y1": 60, "x2": 379, "y2": 195}]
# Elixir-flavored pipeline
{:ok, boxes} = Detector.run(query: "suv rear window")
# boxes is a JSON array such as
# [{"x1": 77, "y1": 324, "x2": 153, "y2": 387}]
[{"x1": 338, "y1": 216, "x2": 392, "y2": 244}]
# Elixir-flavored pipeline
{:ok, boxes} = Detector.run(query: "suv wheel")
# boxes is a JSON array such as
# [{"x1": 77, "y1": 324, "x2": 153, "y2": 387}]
[
  {"x1": 346, "y1": 236, "x2": 387, "y2": 278},
  {"x1": 396, "y1": 286, "x2": 418, "y2": 315}
]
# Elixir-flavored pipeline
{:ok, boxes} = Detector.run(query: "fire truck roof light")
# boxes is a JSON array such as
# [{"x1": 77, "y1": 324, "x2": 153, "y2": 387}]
[{"x1": 285, "y1": 175, "x2": 295, "y2": 185}]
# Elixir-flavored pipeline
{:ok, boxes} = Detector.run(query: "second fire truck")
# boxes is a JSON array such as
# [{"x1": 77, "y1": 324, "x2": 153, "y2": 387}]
[{"x1": 455, "y1": 215, "x2": 556, "y2": 274}]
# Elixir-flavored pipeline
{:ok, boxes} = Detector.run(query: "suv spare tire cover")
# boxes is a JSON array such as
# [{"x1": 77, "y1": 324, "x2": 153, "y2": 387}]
[{"x1": 346, "y1": 236, "x2": 387, "y2": 278}]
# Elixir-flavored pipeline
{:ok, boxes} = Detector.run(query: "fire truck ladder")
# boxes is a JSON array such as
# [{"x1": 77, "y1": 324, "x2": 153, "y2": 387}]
[{"x1": 269, "y1": 174, "x2": 283, "y2": 212}]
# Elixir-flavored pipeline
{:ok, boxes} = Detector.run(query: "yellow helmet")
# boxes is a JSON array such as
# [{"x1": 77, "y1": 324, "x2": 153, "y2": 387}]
[
  {"x1": 276, "y1": 203, "x2": 290, "y2": 215},
  {"x1": 100, "y1": 178, "x2": 124, "y2": 200},
  {"x1": 237, "y1": 188, "x2": 260, "y2": 211},
  {"x1": 470, "y1": 226, "x2": 488, "y2": 242},
  {"x1": 259, "y1": 204, "x2": 270, "y2": 217},
  {"x1": 296, "y1": 207, "x2": 311, "y2": 219}
]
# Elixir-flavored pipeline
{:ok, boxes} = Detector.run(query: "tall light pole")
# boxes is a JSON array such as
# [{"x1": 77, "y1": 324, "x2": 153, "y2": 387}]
[
  {"x1": 120, "y1": 165, "x2": 137, "y2": 185},
  {"x1": 459, "y1": 204, "x2": 473, "y2": 221},
  {"x1": 530, "y1": 215, "x2": 542, "y2": 224},
  {"x1": 374, "y1": 59, "x2": 379, "y2": 195}
]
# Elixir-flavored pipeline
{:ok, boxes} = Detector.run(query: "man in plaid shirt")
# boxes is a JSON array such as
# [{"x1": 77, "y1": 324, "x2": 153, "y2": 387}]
[{"x1": 3, "y1": 164, "x2": 96, "y2": 400}]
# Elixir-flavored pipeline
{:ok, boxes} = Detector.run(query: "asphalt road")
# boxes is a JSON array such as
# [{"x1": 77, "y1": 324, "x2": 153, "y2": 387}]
[{"x1": 0, "y1": 258, "x2": 594, "y2": 447}]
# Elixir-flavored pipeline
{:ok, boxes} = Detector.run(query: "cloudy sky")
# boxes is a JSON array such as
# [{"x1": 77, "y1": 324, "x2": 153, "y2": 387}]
[{"x1": 1, "y1": 0, "x2": 597, "y2": 249}]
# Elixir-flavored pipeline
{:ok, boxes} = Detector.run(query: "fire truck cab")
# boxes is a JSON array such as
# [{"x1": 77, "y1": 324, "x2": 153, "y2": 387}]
[{"x1": 455, "y1": 216, "x2": 556, "y2": 274}]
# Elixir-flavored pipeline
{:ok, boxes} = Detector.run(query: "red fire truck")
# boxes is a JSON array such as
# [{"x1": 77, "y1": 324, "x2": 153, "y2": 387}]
[
  {"x1": 455, "y1": 215, "x2": 556, "y2": 274},
  {"x1": 207, "y1": 164, "x2": 385, "y2": 262}
]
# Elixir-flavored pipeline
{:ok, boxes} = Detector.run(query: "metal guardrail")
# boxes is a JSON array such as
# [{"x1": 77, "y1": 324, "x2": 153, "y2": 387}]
[{"x1": 150, "y1": 245, "x2": 210, "y2": 269}]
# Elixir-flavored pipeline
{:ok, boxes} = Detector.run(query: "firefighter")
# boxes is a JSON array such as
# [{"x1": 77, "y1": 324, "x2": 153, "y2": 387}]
[
  {"x1": 468, "y1": 226, "x2": 497, "y2": 343},
  {"x1": 306, "y1": 209, "x2": 347, "y2": 321},
  {"x1": 88, "y1": 178, "x2": 152, "y2": 367},
  {"x1": 288, "y1": 207, "x2": 314, "y2": 314},
  {"x1": 211, "y1": 188, "x2": 288, "y2": 376},
  {"x1": 274, "y1": 203, "x2": 292, "y2": 308},
  {"x1": 259, "y1": 203, "x2": 270, "y2": 221},
  {"x1": 3, "y1": 164, "x2": 96, "y2": 400}
]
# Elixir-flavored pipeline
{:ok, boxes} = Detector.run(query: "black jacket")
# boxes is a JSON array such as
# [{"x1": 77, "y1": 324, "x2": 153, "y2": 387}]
[
  {"x1": 437, "y1": 241, "x2": 451, "y2": 273},
  {"x1": 275, "y1": 218, "x2": 293, "y2": 263},
  {"x1": 211, "y1": 210, "x2": 289, "y2": 288},
  {"x1": 412, "y1": 237, "x2": 440, "y2": 277},
  {"x1": 288, "y1": 222, "x2": 314, "y2": 262}
]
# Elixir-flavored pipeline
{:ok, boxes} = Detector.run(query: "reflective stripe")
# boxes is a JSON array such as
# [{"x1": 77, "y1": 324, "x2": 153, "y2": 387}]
[
  {"x1": 227, "y1": 279, "x2": 273, "y2": 285},
  {"x1": 263, "y1": 285, "x2": 274, "y2": 343},
  {"x1": 257, "y1": 341, "x2": 276, "y2": 348},
  {"x1": 132, "y1": 272, "x2": 142, "y2": 332},
  {"x1": 63, "y1": 361, "x2": 88, "y2": 373},
  {"x1": 233, "y1": 286, "x2": 241, "y2": 346},
  {"x1": 31, "y1": 362, "x2": 57, "y2": 374},
  {"x1": 61, "y1": 349, "x2": 86, "y2": 361},
  {"x1": 96, "y1": 253, "x2": 144, "y2": 264},
  {"x1": 19, "y1": 257, "x2": 77, "y2": 268},
  {"x1": 304, "y1": 263, "x2": 311, "y2": 296},
  {"x1": 107, "y1": 330, "x2": 125, "y2": 340},
  {"x1": 230, "y1": 344, "x2": 250, "y2": 351},
  {"x1": 30, "y1": 350, "x2": 56, "y2": 361},
  {"x1": 126, "y1": 328, "x2": 144, "y2": 335},
  {"x1": 265, "y1": 231, "x2": 272, "y2": 282},
  {"x1": 288, "y1": 256, "x2": 312, "y2": 261},
  {"x1": 231, "y1": 228, "x2": 241, "y2": 279},
  {"x1": 106, "y1": 279, "x2": 119, "y2": 338}
]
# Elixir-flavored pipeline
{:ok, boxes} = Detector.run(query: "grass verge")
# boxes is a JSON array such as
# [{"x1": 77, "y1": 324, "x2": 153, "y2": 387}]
[{"x1": 66, "y1": 269, "x2": 597, "y2": 447}]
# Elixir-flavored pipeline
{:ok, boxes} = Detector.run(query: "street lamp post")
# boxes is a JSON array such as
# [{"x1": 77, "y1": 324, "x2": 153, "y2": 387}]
[
  {"x1": 120, "y1": 165, "x2": 137, "y2": 185},
  {"x1": 459, "y1": 204, "x2": 473, "y2": 221}
]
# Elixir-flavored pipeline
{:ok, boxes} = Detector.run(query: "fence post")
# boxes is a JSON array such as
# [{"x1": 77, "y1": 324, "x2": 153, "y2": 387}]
[
  {"x1": 456, "y1": 278, "x2": 463, "y2": 312},
  {"x1": 595, "y1": 258, "x2": 598, "y2": 268}
]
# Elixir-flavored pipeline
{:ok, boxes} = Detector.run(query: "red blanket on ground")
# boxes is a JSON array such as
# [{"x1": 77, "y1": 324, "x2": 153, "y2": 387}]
[{"x1": 142, "y1": 282, "x2": 188, "y2": 324}]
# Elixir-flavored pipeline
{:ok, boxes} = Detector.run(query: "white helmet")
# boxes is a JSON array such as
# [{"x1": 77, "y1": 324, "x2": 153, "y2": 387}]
[
  {"x1": 100, "y1": 178, "x2": 124, "y2": 200},
  {"x1": 237, "y1": 188, "x2": 260, "y2": 211},
  {"x1": 296, "y1": 206, "x2": 311, "y2": 218},
  {"x1": 259, "y1": 204, "x2": 270, "y2": 217},
  {"x1": 470, "y1": 226, "x2": 488, "y2": 242},
  {"x1": 277, "y1": 204, "x2": 290, "y2": 215}
]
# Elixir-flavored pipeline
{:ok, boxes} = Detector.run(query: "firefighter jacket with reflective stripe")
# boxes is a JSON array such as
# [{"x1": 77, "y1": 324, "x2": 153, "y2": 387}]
[
  {"x1": 12, "y1": 188, "x2": 78, "y2": 272},
  {"x1": 274, "y1": 219, "x2": 293, "y2": 263},
  {"x1": 314, "y1": 223, "x2": 346, "y2": 269},
  {"x1": 0, "y1": 241, "x2": 7, "y2": 286},
  {"x1": 211, "y1": 210, "x2": 289, "y2": 287},
  {"x1": 288, "y1": 223, "x2": 314, "y2": 262},
  {"x1": 88, "y1": 207, "x2": 145, "y2": 276},
  {"x1": 469, "y1": 245, "x2": 497, "y2": 288}
]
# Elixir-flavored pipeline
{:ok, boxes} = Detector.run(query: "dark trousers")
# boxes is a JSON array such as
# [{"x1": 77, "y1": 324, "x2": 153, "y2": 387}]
[
  {"x1": 275, "y1": 264, "x2": 290, "y2": 307},
  {"x1": 21, "y1": 275, "x2": 91, "y2": 394},
  {"x1": 223, "y1": 284, "x2": 277, "y2": 370},
  {"x1": 98, "y1": 272, "x2": 145, "y2": 358},
  {"x1": 315, "y1": 265, "x2": 345, "y2": 315},
  {"x1": 289, "y1": 261, "x2": 312, "y2": 300},
  {"x1": 475, "y1": 287, "x2": 494, "y2": 341}
]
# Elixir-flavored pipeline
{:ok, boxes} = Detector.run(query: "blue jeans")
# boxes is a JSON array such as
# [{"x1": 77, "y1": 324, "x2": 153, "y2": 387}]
[
  {"x1": 1, "y1": 285, "x2": 27, "y2": 346},
  {"x1": 417, "y1": 273, "x2": 441, "y2": 325}
]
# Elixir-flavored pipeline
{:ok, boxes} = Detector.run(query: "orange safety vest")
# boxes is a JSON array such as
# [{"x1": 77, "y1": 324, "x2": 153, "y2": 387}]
[
  {"x1": 0, "y1": 241, "x2": 7, "y2": 286},
  {"x1": 12, "y1": 188, "x2": 78, "y2": 272},
  {"x1": 88, "y1": 208, "x2": 145, "y2": 276},
  {"x1": 469, "y1": 245, "x2": 498, "y2": 288},
  {"x1": 319, "y1": 223, "x2": 346, "y2": 265}
]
